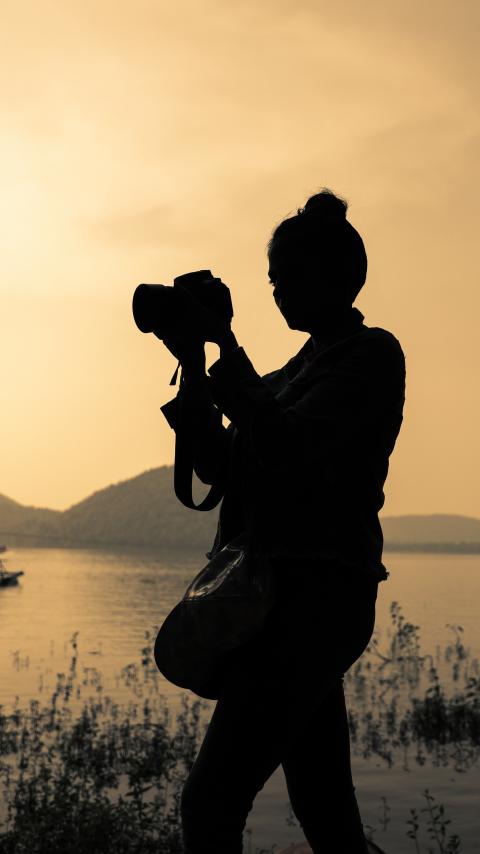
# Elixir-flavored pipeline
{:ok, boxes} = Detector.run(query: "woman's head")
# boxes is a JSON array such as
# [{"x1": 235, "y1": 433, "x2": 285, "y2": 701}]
[{"x1": 267, "y1": 188, "x2": 367, "y2": 331}]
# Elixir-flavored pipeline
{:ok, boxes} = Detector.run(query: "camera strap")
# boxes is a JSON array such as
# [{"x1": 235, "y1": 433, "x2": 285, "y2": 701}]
[
  {"x1": 173, "y1": 425, "x2": 227, "y2": 511},
  {"x1": 172, "y1": 368, "x2": 227, "y2": 511}
]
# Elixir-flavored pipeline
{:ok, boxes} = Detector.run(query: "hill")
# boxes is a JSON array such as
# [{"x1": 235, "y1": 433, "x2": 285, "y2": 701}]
[
  {"x1": 62, "y1": 467, "x2": 219, "y2": 548},
  {"x1": 0, "y1": 493, "x2": 63, "y2": 544},
  {"x1": 0, "y1": 468, "x2": 218, "y2": 550},
  {"x1": 381, "y1": 514, "x2": 480, "y2": 548},
  {"x1": 1, "y1": 471, "x2": 480, "y2": 552}
]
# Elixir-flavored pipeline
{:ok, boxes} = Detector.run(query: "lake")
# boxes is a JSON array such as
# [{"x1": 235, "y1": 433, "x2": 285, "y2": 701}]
[{"x1": 1, "y1": 547, "x2": 479, "y2": 852}]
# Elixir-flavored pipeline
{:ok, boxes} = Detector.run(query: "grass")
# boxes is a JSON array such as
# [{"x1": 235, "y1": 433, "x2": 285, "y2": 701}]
[
  {"x1": 345, "y1": 602, "x2": 480, "y2": 773},
  {"x1": 0, "y1": 632, "x2": 208, "y2": 853},
  {"x1": 0, "y1": 603, "x2": 477, "y2": 852}
]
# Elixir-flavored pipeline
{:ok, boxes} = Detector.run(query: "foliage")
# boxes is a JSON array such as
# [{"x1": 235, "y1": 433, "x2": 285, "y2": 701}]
[
  {"x1": 345, "y1": 602, "x2": 480, "y2": 772},
  {"x1": 0, "y1": 632, "x2": 208, "y2": 853},
  {"x1": 0, "y1": 603, "x2": 476, "y2": 852}
]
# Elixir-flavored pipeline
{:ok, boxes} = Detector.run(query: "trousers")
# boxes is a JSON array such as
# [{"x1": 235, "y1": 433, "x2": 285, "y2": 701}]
[{"x1": 180, "y1": 564, "x2": 379, "y2": 854}]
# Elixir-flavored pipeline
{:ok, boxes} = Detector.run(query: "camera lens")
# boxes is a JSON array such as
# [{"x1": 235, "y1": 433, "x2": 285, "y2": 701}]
[{"x1": 132, "y1": 284, "x2": 173, "y2": 334}]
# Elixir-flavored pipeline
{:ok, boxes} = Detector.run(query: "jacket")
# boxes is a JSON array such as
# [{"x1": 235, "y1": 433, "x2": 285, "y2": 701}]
[{"x1": 160, "y1": 307, "x2": 406, "y2": 582}]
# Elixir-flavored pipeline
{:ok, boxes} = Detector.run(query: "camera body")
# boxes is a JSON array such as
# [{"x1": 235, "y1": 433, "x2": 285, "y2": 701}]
[{"x1": 132, "y1": 270, "x2": 233, "y2": 337}]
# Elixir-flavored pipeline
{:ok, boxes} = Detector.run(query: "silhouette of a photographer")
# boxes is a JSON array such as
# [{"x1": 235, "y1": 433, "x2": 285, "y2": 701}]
[{"x1": 158, "y1": 189, "x2": 406, "y2": 854}]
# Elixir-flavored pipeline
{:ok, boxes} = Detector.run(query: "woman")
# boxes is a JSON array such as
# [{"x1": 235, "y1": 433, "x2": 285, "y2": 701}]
[{"x1": 159, "y1": 188, "x2": 406, "y2": 853}]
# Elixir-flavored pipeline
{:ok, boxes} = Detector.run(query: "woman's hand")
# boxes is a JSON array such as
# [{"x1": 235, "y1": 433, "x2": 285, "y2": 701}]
[{"x1": 160, "y1": 335, "x2": 206, "y2": 374}]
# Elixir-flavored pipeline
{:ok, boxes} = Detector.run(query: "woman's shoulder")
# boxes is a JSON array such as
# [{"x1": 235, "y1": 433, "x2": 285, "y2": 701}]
[
  {"x1": 362, "y1": 324, "x2": 404, "y2": 350},
  {"x1": 260, "y1": 326, "x2": 405, "y2": 390},
  {"x1": 352, "y1": 325, "x2": 406, "y2": 371},
  {"x1": 344, "y1": 327, "x2": 406, "y2": 401}
]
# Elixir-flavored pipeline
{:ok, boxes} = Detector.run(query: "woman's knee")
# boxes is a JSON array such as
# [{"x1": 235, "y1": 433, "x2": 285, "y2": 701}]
[
  {"x1": 181, "y1": 768, "x2": 253, "y2": 825},
  {"x1": 180, "y1": 772, "x2": 204, "y2": 820},
  {"x1": 289, "y1": 777, "x2": 356, "y2": 822}
]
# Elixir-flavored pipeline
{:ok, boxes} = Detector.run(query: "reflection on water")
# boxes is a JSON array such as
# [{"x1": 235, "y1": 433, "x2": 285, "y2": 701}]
[
  {"x1": 0, "y1": 546, "x2": 203, "y2": 707},
  {"x1": 2, "y1": 548, "x2": 480, "y2": 708}
]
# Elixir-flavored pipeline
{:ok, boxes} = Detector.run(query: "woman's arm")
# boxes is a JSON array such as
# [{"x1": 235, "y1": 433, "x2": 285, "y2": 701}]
[
  {"x1": 206, "y1": 332, "x2": 405, "y2": 472},
  {"x1": 160, "y1": 355, "x2": 232, "y2": 485},
  {"x1": 156, "y1": 289, "x2": 240, "y2": 486}
]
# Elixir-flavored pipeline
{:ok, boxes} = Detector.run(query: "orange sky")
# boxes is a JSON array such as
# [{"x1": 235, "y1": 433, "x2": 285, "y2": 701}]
[{"x1": 1, "y1": 0, "x2": 479, "y2": 516}]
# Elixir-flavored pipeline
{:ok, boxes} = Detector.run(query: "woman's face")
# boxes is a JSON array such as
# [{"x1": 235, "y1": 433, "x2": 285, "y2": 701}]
[{"x1": 268, "y1": 243, "x2": 345, "y2": 332}]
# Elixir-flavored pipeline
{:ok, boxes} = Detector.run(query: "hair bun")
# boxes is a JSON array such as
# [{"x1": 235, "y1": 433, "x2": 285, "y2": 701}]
[{"x1": 300, "y1": 189, "x2": 348, "y2": 220}]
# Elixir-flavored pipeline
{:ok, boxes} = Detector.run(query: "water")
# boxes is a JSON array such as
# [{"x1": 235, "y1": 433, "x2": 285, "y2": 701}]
[{"x1": 1, "y1": 547, "x2": 479, "y2": 851}]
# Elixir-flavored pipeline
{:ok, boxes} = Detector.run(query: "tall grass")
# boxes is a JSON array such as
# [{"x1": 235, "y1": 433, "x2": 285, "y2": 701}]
[
  {"x1": 0, "y1": 632, "x2": 208, "y2": 853},
  {"x1": 345, "y1": 602, "x2": 480, "y2": 773},
  {"x1": 0, "y1": 603, "x2": 477, "y2": 852}
]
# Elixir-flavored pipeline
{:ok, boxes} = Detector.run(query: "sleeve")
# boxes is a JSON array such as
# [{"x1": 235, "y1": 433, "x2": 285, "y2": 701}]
[
  {"x1": 160, "y1": 374, "x2": 233, "y2": 485},
  {"x1": 207, "y1": 338, "x2": 403, "y2": 472}
]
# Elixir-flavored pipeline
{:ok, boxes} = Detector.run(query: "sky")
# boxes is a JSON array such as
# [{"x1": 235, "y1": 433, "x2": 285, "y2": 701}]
[{"x1": 1, "y1": 0, "x2": 479, "y2": 516}]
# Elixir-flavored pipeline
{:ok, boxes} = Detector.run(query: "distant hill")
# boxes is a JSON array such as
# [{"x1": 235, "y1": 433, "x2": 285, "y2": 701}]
[
  {"x1": 380, "y1": 514, "x2": 480, "y2": 552},
  {"x1": 1, "y1": 470, "x2": 480, "y2": 552},
  {"x1": 0, "y1": 493, "x2": 63, "y2": 544},
  {"x1": 0, "y1": 467, "x2": 219, "y2": 550},
  {"x1": 61, "y1": 467, "x2": 219, "y2": 549}
]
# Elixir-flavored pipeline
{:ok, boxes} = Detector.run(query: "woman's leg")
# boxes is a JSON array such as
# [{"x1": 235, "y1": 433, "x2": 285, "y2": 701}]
[
  {"x1": 180, "y1": 662, "x2": 343, "y2": 854},
  {"x1": 282, "y1": 676, "x2": 369, "y2": 854},
  {"x1": 278, "y1": 573, "x2": 377, "y2": 853},
  {"x1": 180, "y1": 677, "x2": 282, "y2": 854},
  {"x1": 181, "y1": 573, "x2": 377, "y2": 853}
]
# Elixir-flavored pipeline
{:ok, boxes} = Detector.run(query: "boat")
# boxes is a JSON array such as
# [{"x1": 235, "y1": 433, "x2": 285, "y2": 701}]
[{"x1": 0, "y1": 556, "x2": 24, "y2": 587}]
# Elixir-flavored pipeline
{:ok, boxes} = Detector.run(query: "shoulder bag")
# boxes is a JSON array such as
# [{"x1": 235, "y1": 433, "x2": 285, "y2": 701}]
[{"x1": 154, "y1": 531, "x2": 276, "y2": 699}]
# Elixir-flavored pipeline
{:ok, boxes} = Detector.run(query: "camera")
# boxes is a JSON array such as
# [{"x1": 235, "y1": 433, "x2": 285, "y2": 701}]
[{"x1": 132, "y1": 270, "x2": 234, "y2": 337}]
